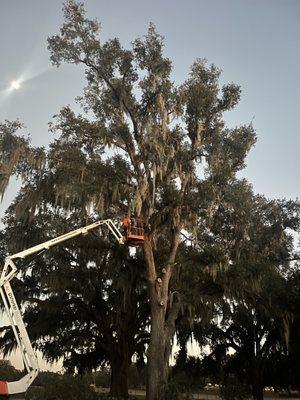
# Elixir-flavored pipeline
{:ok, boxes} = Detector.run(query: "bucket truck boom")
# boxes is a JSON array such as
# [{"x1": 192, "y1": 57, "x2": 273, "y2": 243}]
[{"x1": 0, "y1": 219, "x2": 124, "y2": 396}]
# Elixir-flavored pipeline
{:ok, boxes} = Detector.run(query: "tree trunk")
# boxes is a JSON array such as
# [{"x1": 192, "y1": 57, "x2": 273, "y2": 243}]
[
  {"x1": 109, "y1": 270, "x2": 138, "y2": 399},
  {"x1": 252, "y1": 363, "x2": 264, "y2": 400},
  {"x1": 252, "y1": 382, "x2": 264, "y2": 400},
  {"x1": 146, "y1": 303, "x2": 168, "y2": 400},
  {"x1": 144, "y1": 232, "x2": 181, "y2": 400},
  {"x1": 110, "y1": 354, "x2": 130, "y2": 399}
]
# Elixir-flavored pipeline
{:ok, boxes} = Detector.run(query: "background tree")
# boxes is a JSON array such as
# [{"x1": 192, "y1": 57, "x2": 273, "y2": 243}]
[
  {"x1": 0, "y1": 120, "x2": 44, "y2": 200},
  {"x1": 187, "y1": 189, "x2": 300, "y2": 400},
  {"x1": 263, "y1": 269, "x2": 300, "y2": 393}
]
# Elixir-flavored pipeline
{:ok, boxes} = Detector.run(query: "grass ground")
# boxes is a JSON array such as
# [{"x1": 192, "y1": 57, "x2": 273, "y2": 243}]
[{"x1": 95, "y1": 387, "x2": 300, "y2": 400}]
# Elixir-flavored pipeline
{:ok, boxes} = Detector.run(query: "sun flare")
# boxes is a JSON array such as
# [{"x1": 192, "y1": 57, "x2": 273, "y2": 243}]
[{"x1": 10, "y1": 80, "x2": 21, "y2": 90}]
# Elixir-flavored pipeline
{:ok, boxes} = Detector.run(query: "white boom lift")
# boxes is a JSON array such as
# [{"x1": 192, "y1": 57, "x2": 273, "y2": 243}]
[{"x1": 0, "y1": 219, "x2": 124, "y2": 397}]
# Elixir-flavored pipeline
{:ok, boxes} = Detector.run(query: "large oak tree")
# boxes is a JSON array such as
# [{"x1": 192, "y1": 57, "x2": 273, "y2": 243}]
[
  {"x1": 45, "y1": 2, "x2": 256, "y2": 399},
  {"x1": 0, "y1": 1, "x2": 259, "y2": 398}
]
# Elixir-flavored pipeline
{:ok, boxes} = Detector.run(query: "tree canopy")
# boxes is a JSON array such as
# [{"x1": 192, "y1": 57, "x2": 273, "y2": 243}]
[{"x1": 0, "y1": 2, "x2": 299, "y2": 400}]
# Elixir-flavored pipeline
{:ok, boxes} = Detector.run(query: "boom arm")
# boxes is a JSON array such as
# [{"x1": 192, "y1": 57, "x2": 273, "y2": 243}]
[{"x1": 0, "y1": 219, "x2": 124, "y2": 396}]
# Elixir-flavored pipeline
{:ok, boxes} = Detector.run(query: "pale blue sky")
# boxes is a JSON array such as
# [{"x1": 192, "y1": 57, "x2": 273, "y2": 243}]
[{"x1": 1, "y1": 0, "x2": 299, "y2": 216}]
